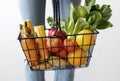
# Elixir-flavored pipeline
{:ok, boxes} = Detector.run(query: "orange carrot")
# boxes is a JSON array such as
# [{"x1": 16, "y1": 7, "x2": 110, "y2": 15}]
[
  {"x1": 35, "y1": 38, "x2": 49, "y2": 61},
  {"x1": 19, "y1": 21, "x2": 39, "y2": 67},
  {"x1": 21, "y1": 39, "x2": 39, "y2": 66}
]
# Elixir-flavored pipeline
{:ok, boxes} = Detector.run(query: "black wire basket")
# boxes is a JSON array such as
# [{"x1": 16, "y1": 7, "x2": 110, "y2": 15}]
[
  {"x1": 18, "y1": 29, "x2": 99, "y2": 71},
  {"x1": 18, "y1": 0, "x2": 99, "y2": 71}
]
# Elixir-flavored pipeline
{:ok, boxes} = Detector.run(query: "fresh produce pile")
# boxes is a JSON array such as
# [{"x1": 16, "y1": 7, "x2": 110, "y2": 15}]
[{"x1": 18, "y1": 0, "x2": 113, "y2": 70}]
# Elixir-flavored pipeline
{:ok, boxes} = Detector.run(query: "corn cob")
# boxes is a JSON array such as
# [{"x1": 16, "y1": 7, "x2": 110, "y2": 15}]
[{"x1": 34, "y1": 25, "x2": 46, "y2": 37}]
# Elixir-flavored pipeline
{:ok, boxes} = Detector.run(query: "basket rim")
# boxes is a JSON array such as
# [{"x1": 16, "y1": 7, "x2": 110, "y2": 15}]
[{"x1": 18, "y1": 29, "x2": 99, "y2": 40}]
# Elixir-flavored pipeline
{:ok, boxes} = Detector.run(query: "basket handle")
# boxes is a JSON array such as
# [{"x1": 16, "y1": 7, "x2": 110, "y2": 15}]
[{"x1": 53, "y1": 0, "x2": 61, "y2": 31}]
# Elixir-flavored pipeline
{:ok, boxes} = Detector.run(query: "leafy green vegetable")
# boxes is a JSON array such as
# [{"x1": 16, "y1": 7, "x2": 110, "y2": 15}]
[
  {"x1": 67, "y1": 3, "x2": 75, "y2": 35},
  {"x1": 64, "y1": 3, "x2": 89, "y2": 35},
  {"x1": 47, "y1": 17, "x2": 65, "y2": 28},
  {"x1": 72, "y1": 18, "x2": 89, "y2": 34},
  {"x1": 47, "y1": 17, "x2": 55, "y2": 27},
  {"x1": 90, "y1": 4, "x2": 100, "y2": 12},
  {"x1": 73, "y1": 5, "x2": 88, "y2": 23},
  {"x1": 85, "y1": 0, "x2": 96, "y2": 6},
  {"x1": 47, "y1": 0, "x2": 113, "y2": 36},
  {"x1": 93, "y1": 19, "x2": 113, "y2": 29},
  {"x1": 68, "y1": 17, "x2": 74, "y2": 34},
  {"x1": 100, "y1": 5, "x2": 112, "y2": 20},
  {"x1": 64, "y1": 16, "x2": 70, "y2": 33},
  {"x1": 84, "y1": 0, "x2": 96, "y2": 12},
  {"x1": 87, "y1": 11, "x2": 102, "y2": 25}
]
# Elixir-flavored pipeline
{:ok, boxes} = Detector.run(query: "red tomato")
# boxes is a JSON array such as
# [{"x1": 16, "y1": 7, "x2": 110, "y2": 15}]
[
  {"x1": 46, "y1": 38, "x2": 62, "y2": 52},
  {"x1": 55, "y1": 31, "x2": 67, "y2": 41},
  {"x1": 55, "y1": 48, "x2": 67, "y2": 58},
  {"x1": 63, "y1": 38, "x2": 78, "y2": 53}
]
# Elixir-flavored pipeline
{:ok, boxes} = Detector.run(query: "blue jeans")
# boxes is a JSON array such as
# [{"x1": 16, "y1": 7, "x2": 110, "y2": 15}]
[
  {"x1": 18, "y1": 0, "x2": 81, "y2": 81},
  {"x1": 24, "y1": 60, "x2": 75, "y2": 81}
]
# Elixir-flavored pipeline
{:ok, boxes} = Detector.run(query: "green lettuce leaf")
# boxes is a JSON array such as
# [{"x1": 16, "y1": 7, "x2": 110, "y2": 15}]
[
  {"x1": 93, "y1": 19, "x2": 113, "y2": 29},
  {"x1": 100, "y1": 4, "x2": 112, "y2": 20},
  {"x1": 84, "y1": 0, "x2": 96, "y2": 12},
  {"x1": 73, "y1": 5, "x2": 88, "y2": 23},
  {"x1": 72, "y1": 18, "x2": 89, "y2": 34},
  {"x1": 85, "y1": 0, "x2": 96, "y2": 6},
  {"x1": 87, "y1": 11, "x2": 102, "y2": 25}
]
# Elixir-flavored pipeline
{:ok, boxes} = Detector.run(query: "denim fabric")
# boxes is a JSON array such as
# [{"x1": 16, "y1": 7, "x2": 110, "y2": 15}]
[
  {"x1": 24, "y1": 60, "x2": 45, "y2": 81},
  {"x1": 54, "y1": 64, "x2": 75, "y2": 81},
  {"x1": 59, "y1": 0, "x2": 81, "y2": 21},
  {"x1": 24, "y1": 60, "x2": 75, "y2": 81},
  {"x1": 18, "y1": 0, "x2": 81, "y2": 81},
  {"x1": 54, "y1": 69, "x2": 75, "y2": 81},
  {"x1": 18, "y1": 0, "x2": 46, "y2": 26}
]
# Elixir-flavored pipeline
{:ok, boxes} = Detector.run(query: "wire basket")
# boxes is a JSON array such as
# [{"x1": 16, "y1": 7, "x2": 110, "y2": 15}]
[
  {"x1": 18, "y1": 0, "x2": 99, "y2": 71},
  {"x1": 18, "y1": 29, "x2": 99, "y2": 71}
]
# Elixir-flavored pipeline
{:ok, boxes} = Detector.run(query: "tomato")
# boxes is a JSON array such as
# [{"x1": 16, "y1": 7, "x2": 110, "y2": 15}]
[
  {"x1": 55, "y1": 30, "x2": 67, "y2": 41},
  {"x1": 46, "y1": 37, "x2": 62, "y2": 52},
  {"x1": 63, "y1": 38, "x2": 78, "y2": 53},
  {"x1": 48, "y1": 27, "x2": 66, "y2": 41},
  {"x1": 55, "y1": 48, "x2": 67, "y2": 58}
]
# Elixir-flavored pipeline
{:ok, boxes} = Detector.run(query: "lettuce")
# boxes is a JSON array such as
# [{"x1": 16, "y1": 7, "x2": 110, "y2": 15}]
[
  {"x1": 47, "y1": 0, "x2": 113, "y2": 35},
  {"x1": 93, "y1": 19, "x2": 113, "y2": 30}
]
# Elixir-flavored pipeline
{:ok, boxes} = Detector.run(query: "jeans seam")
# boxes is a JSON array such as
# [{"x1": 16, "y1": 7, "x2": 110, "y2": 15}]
[{"x1": 55, "y1": 71, "x2": 58, "y2": 81}]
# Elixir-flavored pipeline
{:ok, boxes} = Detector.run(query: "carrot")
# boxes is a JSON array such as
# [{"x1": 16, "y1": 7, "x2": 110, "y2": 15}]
[
  {"x1": 35, "y1": 38, "x2": 49, "y2": 61},
  {"x1": 19, "y1": 21, "x2": 39, "y2": 67},
  {"x1": 34, "y1": 26, "x2": 49, "y2": 61},
  {"x1": 21, "y1": 39, "x2": 39, "y2": 66}
]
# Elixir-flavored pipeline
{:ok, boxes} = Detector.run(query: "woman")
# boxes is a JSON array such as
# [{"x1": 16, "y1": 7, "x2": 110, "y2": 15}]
[{"x1": 18, "y1": 0, "x2": 81, "y2": 81}]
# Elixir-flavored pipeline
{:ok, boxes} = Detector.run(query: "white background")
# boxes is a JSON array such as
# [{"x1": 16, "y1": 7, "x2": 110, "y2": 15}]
[{"x1": 0, "y1": 0, "x2": 120, "y2": 81}]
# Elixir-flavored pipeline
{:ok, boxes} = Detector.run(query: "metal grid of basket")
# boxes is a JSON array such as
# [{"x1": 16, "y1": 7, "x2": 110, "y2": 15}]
[{"x1": 18, "y1": 0, "x2": 102, "y2": 71}]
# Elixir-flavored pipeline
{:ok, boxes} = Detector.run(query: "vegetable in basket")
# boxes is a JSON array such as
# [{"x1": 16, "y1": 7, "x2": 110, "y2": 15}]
[
  {"x1": 20, "y1": 20, "x2": 35, "y2": 37},
  {"x1": 47, "y1": 0, "x2": 113, "y2": 51},
  {"x1": 63, "y1": 38, "x2": 78, "y2": 53},
  {"x1": 48, "y1": 56, "x2": 67, "y2": 68},
  {"x1": 46, "y1": 37, "x2": 62, "y2": 53},
  {"x1": 34, "y1": 25, "x2": 50, "y2": 61},
  {"x1": 64, "y1": 0, "x2": 112, "y2": 50},
  {"x1": 55, "y1": 48, "x2": 67, "y2": 58},
  {"x1": 32, "y1": 62, "x2": 52, "y2": 70},
  {"x1": 20, "y1": 20, "x2": 39, "y2": 66},
  {"x1": 48, "y1": 27, "x2": 66, "y2": 41},
  {"x1": 68, "y1": 48, "x2": 87, "y2": 67},
  {"x1": 76, "y1": 29, "x2": 95, "y2": 50},
  {"x1": 47, "y1": 0, "x2": 113, "y2": 35},
  {"x1": 65, "y1": 2, "x2": 112, "y2": 36}
]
